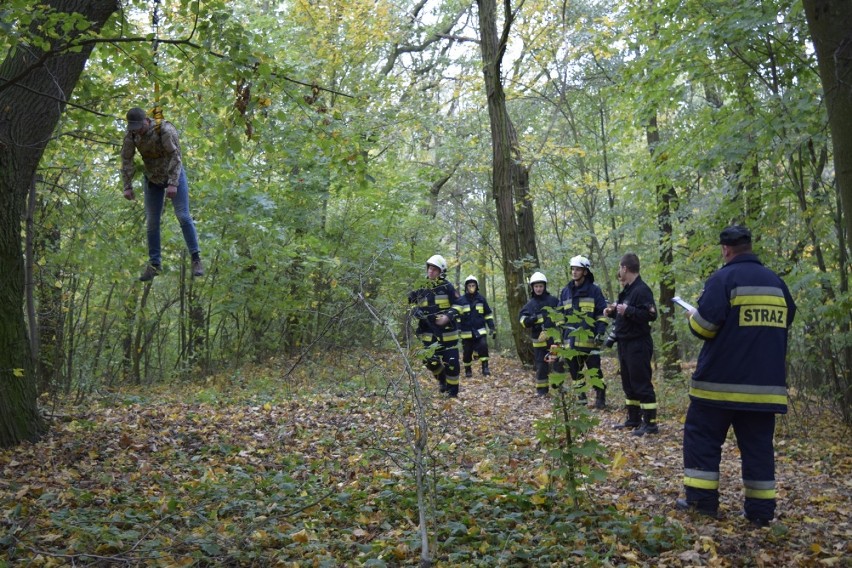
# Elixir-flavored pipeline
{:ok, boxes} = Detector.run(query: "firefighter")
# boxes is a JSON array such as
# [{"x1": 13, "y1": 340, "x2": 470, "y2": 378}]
[
  {"x1": 408, "y1": 255, "x2": 464, "y2": 397},
  {"x1": 458, "y1": 275, "x2": 496, "y2": 378},
  {"x1": 604, "y1": 253, "x2": 659, "y2": 435},
  {"x1": 557, "y1": 256, "x2": 609, "y2": 409},
  {"x1": 676, "y1": 225, "x2": 796, "y2": 526},
  {"x1": 519, "y1": 272, "x2": 560, "y2": 397}
]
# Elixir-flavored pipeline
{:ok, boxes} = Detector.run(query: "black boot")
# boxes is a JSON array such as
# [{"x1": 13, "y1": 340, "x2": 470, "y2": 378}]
[
  {"x1": 594, "y1": 387, "x2": 606, "y2": 409},
  {"x1": 464, "y1": 366, "x2": 473, "y2": 378},
  {"x1": 446, "y1": 379, "x2": 459, "y2": 398},
  {"x1": 482, "y1": 361, "x2": 491, "y2": 376},
  {"x1": 614, "y1": 405, "x2": 641, "y2": 430},
  {"x1": 437, "y1": 371, "x2": 448, "y2": 393},
  {"x1": 536, "y1": 387, "x2": 549, "y2": 397},
  {"x1": 632, "y1": 409, "x2": 659, "y2": 436}
]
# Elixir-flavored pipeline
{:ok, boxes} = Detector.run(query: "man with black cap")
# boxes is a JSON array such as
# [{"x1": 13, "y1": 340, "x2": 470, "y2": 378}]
[
  {"x1": 121, "y1": 107, "x2": 203, "y2": 281},
  {"x1": 676, "y1": 225, "x2": 796, "y2": 527}
]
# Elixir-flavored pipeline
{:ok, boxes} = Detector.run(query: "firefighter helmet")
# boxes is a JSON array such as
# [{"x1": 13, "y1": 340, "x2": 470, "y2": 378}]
[
  {"x1": 464, "y1": 275, "x2": 479, "y2": 287},
  {"x1": 569, "y1": 255, "x2": 594, "y2": 281},
  {"x1": 569, "y1": 255, "x2": 591, "y2": 270},
  {"x1": 529, "y1": 271, "x2": 547, "y2": 285},
  {"x1": 426, "y1": 254, "x2": 448, "y2": 276}
]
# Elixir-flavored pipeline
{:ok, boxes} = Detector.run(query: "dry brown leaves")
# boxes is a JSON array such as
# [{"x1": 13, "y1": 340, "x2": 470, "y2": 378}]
[{"x1": 0, "y1": 353, "x2": 850, "y2": 566}]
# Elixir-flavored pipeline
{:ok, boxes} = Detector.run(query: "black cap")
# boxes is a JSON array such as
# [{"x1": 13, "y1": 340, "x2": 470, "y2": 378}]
[
  {"x1": 126, "y1": 107, "x2": 147, "y2": 130},
  {"x1": 719, "y1": 225, "x2": 752, "y2": 246}
]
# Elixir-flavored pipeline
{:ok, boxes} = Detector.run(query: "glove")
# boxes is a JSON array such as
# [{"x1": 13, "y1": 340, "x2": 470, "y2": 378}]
[
  {"x1": 491, "y1": 330, "x2": 497, "y2": 340},
  {"x1": 544, "y1": 343, "x2": 559, "y2": 363},
  {"x1": 408, "y1": 290, "x2": 418, "y2": 304}
]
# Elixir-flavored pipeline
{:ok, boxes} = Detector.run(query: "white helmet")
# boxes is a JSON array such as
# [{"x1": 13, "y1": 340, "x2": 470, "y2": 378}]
[
  {"x1": 426, "y1": 254, "x2": 448, "y2": 276},
  {"x1": 464, "y1": 275, "x2": 479, "y2": 287},
  {"x1": 569, "y1": 255, "x2": 594, "y2": 281},
  {"x1": 569, "y1": 255, "x2": 591, "y2": 270},
  {"x1": 529, "y1": 271, "x2": 547, "y2": 285}
]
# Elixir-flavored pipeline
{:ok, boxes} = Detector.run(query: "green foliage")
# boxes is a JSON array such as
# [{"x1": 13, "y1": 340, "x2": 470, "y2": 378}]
[{"x1": 10, "y1": 0, "x2": 850, "y2": 413}]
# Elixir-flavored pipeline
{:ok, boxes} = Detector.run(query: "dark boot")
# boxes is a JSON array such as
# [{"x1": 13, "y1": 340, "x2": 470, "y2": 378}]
[
  {"x1": 437, "y1": 372, "x2": 448, "y2": 393},
  {"x1": 675, "y1": 498, "x2": 719, "y2": 519},
  {"x1": 613, "y1": 405, "x2": 641, "y2": 430},
  {"x1": 446, "y1": 379, "x2": 459, "y2": 398},
  {"x1": 464, "y1": 366, "x2": 473, "y2": 378},
  {"x1": 594, "y1": 387, "x2": 606, "y2": 409},
  {"x1": 191, "y1": 255, "x2": 204, "y2": 277},
  {"x1": 139, "y1": 263, "x2": 161, "y2": 282},
  {"x1": 632, "y1": 409, "x2": 659, "y2": 436},
  {"x1": 482, "y1": 361, "x2": 491, "y2": 376},
  {"x1": 536, "y1": 387, "x2": 549, "y2": 397}
]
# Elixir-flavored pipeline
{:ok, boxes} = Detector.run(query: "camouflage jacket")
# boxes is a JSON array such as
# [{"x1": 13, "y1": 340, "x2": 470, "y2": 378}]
[{"x1": 121, "y1": 119, "x2": 183, "y2": 188}]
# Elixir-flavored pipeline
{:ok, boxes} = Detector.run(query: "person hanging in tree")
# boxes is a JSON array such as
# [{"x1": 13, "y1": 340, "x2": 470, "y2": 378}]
[{"x1": 121, "y1": 107, "x2": 204, "y2": 282}]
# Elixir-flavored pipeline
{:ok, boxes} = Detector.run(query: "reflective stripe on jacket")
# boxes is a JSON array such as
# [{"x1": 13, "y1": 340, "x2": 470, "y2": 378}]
[
  {"x1": 458, "y1": 292, "x2": 495, "y2": 339},
  {"x1": 410, "y1": 278, "x2": 462, "y2": 344},
  {"x1": 557, "y1": 279, "x2": 608, "y2": 350},
  {"x1": 688, "y1": 253, "x2": 796, "y2": 413},
  {"x1": 519, "y1": 292, "x2": 558, "y2": 348}
]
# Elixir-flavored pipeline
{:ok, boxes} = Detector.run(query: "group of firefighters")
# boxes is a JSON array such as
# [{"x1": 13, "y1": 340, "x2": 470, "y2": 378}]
[
  {"x1": 407, "y1": 225, "x2": 796, "y2": 527},
  {"x1": 407, "y1": 252, "x2": 641, "y2": 420}
]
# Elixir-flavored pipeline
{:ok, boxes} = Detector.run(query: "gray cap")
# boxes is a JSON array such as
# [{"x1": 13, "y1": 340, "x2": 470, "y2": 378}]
[
  {"x1": 719, "y1": 225, "x2": 752, "y2": 246},
  {"x1": 126, "y1": 107, "x2": 147, "y2": 130}
]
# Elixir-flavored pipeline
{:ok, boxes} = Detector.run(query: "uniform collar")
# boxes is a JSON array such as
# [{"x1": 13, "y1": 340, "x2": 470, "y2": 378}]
[{"x1": 724, "y1": 253, "x2": 761, "y2": 267}]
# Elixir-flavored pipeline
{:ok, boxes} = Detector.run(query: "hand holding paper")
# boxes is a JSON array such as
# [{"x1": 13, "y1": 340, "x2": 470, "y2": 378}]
[{"x1": 672, "y1": 296, "x2": 696, "y2": 312}]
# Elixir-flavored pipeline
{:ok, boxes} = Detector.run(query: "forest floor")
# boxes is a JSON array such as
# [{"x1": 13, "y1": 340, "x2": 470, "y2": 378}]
[{"x1": 1, "y1": 353, "x2": 850, "y2": 567}]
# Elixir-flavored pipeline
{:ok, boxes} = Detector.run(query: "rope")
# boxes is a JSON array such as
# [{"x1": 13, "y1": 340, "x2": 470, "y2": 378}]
[{"x1": 150, "y1": 0, "x2": 163, "y2": 128}]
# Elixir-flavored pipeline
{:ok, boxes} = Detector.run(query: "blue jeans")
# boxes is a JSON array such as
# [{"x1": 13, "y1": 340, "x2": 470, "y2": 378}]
[{"x1": 143, "y1": 168, "x2": 200, "y2": 265}]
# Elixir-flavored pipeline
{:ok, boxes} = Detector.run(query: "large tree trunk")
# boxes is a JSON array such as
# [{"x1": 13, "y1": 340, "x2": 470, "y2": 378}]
[
  {"x1": 477, "y1": 0, "x2": 537, "y2": 364},
  {"x1": 802, "y1": 0, "x2": 852, "y2": 422},
  {"x1": 0, "y1": 0, "x2": 119, "y2": 448},
  {"x1": 645, "y1": 114, "x2": 680, "y2": 381},
  {"x1": 803, "y1": 0, "x2": 852, "y2": 257}
]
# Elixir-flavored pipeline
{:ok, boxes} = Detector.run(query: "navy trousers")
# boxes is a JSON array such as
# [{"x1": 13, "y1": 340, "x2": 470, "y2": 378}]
[{"x1": 683, "y1": 402, "x2": 777, "y2": 520}]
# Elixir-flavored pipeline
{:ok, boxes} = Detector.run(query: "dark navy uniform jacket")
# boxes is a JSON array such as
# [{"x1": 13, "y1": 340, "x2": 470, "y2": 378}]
[
  {"x1": 557, "y1": 279, "x2": 608, "y2": 351},
  {"x1": 688, "y1": 253, "x2": 796, "y2": 413},
  {"x1": 611, "y1": 275, "x2": 657, "y2": 340},
  {"x1": 519, "y1": 292, "x2": 559, "y2": 348},
  {"x1": 409, "y1": 278, "x2": 463, "y2": 344},
  {"x1": 458, "y1": 292, "x2": 496, "y2": 339}
]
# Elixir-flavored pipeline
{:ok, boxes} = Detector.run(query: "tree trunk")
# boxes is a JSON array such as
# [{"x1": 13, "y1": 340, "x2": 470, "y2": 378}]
[
  {"x1": 803, "y1": 0, "x2": 852, "y2": 259},
  {"x1": 0, "y1": 0, "x2": 118, "y2": 447},
  {"x1": 34, "y1": 190, "x2": 64, "y2": 394},
  {"x1": 477, "y1": 0, "x2": 537, "y2": 364},
  {"x1": 645, "y1": 114, "x2": 680, "y2": 381},
  {"x1": 802, "y1": 0, "x2": 852, "y2": 423}
]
